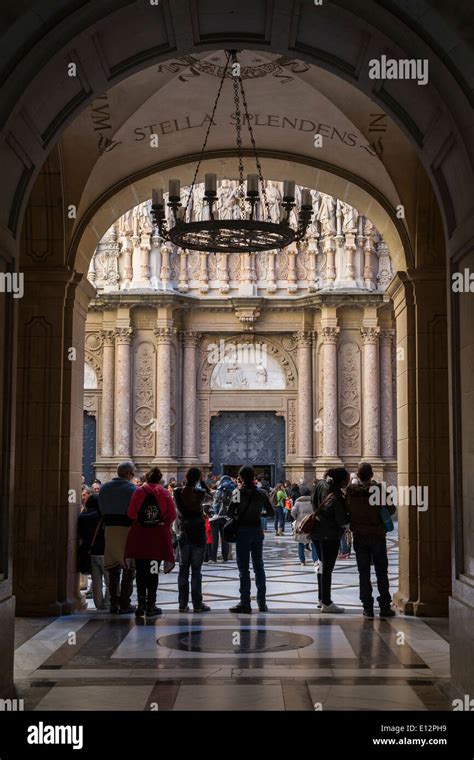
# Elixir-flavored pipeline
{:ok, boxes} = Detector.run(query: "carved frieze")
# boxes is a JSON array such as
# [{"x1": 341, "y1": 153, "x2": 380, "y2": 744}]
[
  {"x1": 338, "y1": 342, "x2": 361, "y2": 455},
  {"x1": 133, "y1": 342, "x2": 155, "y2": 455}
]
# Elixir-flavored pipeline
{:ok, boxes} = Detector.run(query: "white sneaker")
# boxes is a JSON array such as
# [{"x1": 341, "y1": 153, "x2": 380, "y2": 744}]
[
  {"x1": 313, "y1": 561, "x2": 320, "y2": 574},
  {"x1": 300, "y1": 562, "x2": 306, "y2": 567},
  {"x1": 321, "y1": 602, "x2": 345, "y2": 614}
]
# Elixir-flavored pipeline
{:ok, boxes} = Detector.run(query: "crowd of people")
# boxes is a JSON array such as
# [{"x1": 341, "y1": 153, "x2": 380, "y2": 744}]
[{"x1": 79, "y1": 461, "x2": 396, "y2": 619}]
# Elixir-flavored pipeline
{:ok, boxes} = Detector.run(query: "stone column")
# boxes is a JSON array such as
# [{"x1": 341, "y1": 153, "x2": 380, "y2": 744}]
[
  {"x1": 177, "y1": 248, "x2": 189, "y2": 292},
  {"x1": 380, "y1": 328, "x2": 395, "y2": 458},
  {"x1": 120, "y1": 236, "x2": 133, "y2": 289},
  {"x1": 154, "y1": 326, "x2": 173, "y2": 459},
  {"x1": 296, "y1": 331, "x2": 313, "y2": 461},
  {"x1": 266, "y1": 250, "x2": 277, "y2": 293},
  {"x1": 114, "y1": 327, "x2": 133, "y2": 457},
  {"x1": 100, "y1": 330, "x2": 116, "y2": 457},
  {"x1": 199, "y1": 251, "x2": 209, "y2": 293},
  {"x1": 218, "y1": 253, "x2": 230, "y2": 294},
  {"x1": 344, "y1": 232, "x2": 356, "y2": 284},
  {"x1": 323, "y1": 235, "x2": 336, "y2": 288},
  {"x1": 321, "y1": 326, "x2": 340, "y2": 457},
  {"x1": 160, "y1": 244, "x2": 171, "y2": 291},
  {"x1": 287, "y1": 243, "x2": 298, "y2": 293},
  {"x1": 361, "y1": 326, "x2": 380, "y2": 458},
  {"x1": 181, "y1": 331, "x2": 200, "y2": 461}
]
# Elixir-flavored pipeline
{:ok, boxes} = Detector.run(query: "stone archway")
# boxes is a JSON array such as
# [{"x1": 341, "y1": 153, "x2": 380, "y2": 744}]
[{"x1": 1, "y1": 1, "x2": 472, "y2": 695}]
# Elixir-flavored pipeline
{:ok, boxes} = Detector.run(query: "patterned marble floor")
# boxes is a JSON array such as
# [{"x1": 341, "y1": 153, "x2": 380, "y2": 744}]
[{"x1": 13, "y1": 528, "x2": 454, "y2": 711}]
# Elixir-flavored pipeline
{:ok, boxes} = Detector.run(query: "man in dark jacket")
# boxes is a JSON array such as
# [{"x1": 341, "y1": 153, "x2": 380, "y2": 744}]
[
  {"x1": 346, "y1": 462, "x2": 396, "y2": 619},
  {"x1": 98, "y1": 461, "x2": 137, "y2": 614},
  {"x1": 228, "y1": 464, "x2": 274, "y2": 614}
]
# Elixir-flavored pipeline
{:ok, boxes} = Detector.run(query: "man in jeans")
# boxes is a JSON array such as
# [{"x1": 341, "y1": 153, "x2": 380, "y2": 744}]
[
  {"x1": 98, "y1": 461, "x2": 137, "y2": 614},
  {"x1": 228, "y1": 465, "x2": 274, "y2": 614},
  {"x1": 346, "y1": 461, "x2": 396, "y2": 619}
]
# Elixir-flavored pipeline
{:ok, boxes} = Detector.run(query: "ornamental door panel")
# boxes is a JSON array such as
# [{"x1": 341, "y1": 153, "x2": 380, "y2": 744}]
[
  {"x1": 210, "y1": 411, "x2": 285, "y2": 484},
  {"x1": 82, "y1": 411, "x2": 97, "y2": 485}
]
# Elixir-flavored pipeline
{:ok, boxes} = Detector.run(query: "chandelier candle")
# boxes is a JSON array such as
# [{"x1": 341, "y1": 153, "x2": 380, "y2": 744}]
[
  {"x1": 152, "y1": 188, "x2": 164, "y2": 208},
  {"x1": 301, "y1": 189, "x2": 312, "y2": 207},
  {"x1": 283, "y1": 180, "x2": 295, "y2": 200},
  {"x1": 247, "y1": 174, "x2": 259, "y2": 194},
  {"x1": 205, "y1": 173, "x2": 217, "y2": 194},
  {"x1": 169, "y1": 179, "x2": 180, "y2": 199}
]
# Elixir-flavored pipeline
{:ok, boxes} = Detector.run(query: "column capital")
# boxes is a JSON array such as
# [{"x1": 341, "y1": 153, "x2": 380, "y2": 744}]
[
  {"x1": 321, "y1": 326, "x2": 340, "y2": 344},
  {"x1": 154, "y1": 326, "x2": 174, "y2": 344},
  {"x1": 379, "y1": 328, "x2": 395, "y2": 346},
  {"x1": 360, "y1": 326, "x2": 380, "y2": 345},
  {"x1": 295, "y1": 330, "x2": 313, "y2": 348},
  {"x1": 181, "y1": 330, "x2": 201, "y2": 347},
  {"x1": 100, "y1": 329, "x2": 116, "y2": 347},
  {"x1": 115, "y1": 327, "x2": 133, "y2": 344}
]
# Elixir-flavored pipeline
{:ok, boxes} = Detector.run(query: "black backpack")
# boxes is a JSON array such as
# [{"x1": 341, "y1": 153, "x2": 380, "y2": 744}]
[{"x1": 137, "y1": 490, "x2": 164, "y2": 528}]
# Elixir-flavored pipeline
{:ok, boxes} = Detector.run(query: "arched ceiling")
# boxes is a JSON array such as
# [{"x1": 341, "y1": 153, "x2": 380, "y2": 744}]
[{"x1": 62, "y1": 49, "x2": 421, "y2": 273}]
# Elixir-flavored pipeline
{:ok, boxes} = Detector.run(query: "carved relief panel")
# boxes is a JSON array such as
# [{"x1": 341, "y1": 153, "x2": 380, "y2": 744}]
[
  {"x1": 338, "y1": 340, "x2": 361, "y2": 456},
  {"x1": 133, "y1": 340, "x2": 156, "y2": 456}
]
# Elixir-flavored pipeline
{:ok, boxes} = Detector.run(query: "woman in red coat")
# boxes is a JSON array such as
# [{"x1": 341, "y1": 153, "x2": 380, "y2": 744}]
[{"x1": 125, "y1": 466, "x2": 176, "y2": 619}]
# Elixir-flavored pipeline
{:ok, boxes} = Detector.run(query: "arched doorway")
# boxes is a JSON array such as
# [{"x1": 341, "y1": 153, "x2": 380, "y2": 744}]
[{"x1": 0, "y1": 1, "x2": 472, "y2": 697}]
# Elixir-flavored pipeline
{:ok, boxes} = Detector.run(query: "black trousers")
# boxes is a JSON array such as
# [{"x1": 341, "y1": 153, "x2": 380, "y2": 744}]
[
  {"x1": 313, "y1": 539, "x2": 339, "y2": 606},
  {"x1": 108, "y1": 562, "x2": 135, "y2": 611},
  {"x1": 135, "y1": 558, "x2": 159, "y2": 607},
  {"x1": 353, "y1": 534, "x2": 391, "y2": 609},
  {"x1": 210, "y1": 517, "x2": 230, "y2": 561}
]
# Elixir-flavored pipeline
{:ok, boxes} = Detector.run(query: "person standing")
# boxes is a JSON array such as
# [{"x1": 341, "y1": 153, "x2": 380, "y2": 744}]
[
  {"x1": 311, "y1": 468, "x2": 350, "y2": 613},
  {"x1": 229, "y1": 465, "x2": 274, "y2": 614},
  {"x1": 174, "y1": 467, "x2": 211, "y2": 613},
  {"x1": 77, "y1": 492, "x2": 109, "y2": 610},
  {"x1": 291, "y1": 486, "x2": 319, "y2": 568},
  {"x1": 99, "y1": 461, "x2": 137, "y2": 614},
  {"x1": 346, "y1": 462, "x2": 396, "y2": 619},
  {"x1": 274, "y1": 482, "x2": 287, "y2": 536},
  {"x1": 125, "y1": 467, "x2": 176, "y2": 619},
  {"x1": 209, "y1": 475, "x2": 234, "y2": 562}
]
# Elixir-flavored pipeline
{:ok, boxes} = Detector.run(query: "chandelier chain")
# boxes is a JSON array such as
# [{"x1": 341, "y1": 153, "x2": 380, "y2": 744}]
[
  {"x1": 184, "y1": 52, "x2": 231, "y2": 218},
  {"x1": 237, "y1": 73, "x2": 271, "y2": 222},
  {"x1": 231, "y1": 69, "x2": 247, "y2": 217}
]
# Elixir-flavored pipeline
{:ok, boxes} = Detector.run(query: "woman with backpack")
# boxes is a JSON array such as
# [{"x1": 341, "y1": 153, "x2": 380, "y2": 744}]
[
  {"x1": 125, "y1": 466, "x2": 176, "y2": 620},
  {"x1": 291, "y1": 486, "x2": 319, "y2": 568},
  {"x1": 311, "y1": 467, "x2": 350, "y2": 613}
]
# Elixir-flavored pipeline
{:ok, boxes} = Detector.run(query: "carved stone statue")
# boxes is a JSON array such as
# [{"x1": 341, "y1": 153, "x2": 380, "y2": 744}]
[
  {"x1": 340, "y1": 201, "x2": 358, "y2": 233},
  {"x1": 317, "y1": 194, "x2": 337, "y2": 236},
  {"x1": 266, "y1": 180, "x2": 282, "y2": 224},
  {"x1": 218, "y1": 179, "x2": 239, "y2": 220}
]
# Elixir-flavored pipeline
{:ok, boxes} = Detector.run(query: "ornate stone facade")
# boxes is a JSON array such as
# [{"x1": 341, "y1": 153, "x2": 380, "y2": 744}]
[
  {"x1": 84, "y1": 187, "x2": 396, "y2": 483},
  {"x1": 87, "y1": 183, "x2": 391, "y2": 298}
]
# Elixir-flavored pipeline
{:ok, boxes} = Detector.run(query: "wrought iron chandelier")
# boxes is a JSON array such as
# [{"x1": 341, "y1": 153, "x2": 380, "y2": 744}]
[{"x1": 151, "y1": 50, "x2": 314, "y2": 253}]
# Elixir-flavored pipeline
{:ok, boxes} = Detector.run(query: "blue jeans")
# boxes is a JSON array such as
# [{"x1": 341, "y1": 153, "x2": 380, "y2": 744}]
[
  {"x1": 178, "y1": 542, "x2": 205, "y2": 608},
  {"x1": 261, "y1": 516, "x2": 268, "y2": 531},
  {"x1": 298, "y1": 542, "x2": 318, "y2": 562},
  {"x1": 235, "y1": 526, "x2": 266, "y2": 607},
  {"x1": 274, "y1": 506, "x2": 285, "y2": 532}
]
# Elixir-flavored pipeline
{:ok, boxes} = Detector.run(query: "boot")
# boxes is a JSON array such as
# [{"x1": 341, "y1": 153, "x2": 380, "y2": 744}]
[{"x1": 135, "y1": 597, "x2": 146, "y2": 620}]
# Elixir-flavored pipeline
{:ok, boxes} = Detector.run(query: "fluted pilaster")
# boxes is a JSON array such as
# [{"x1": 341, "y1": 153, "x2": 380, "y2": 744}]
[{"x1": 361, "y1": 326, "x2": 381, "y2": 457}]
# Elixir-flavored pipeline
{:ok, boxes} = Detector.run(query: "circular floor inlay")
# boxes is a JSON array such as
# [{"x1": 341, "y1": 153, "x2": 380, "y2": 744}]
[{"x1": 157, "y1": 628, "x2": 314, "y2": 654}]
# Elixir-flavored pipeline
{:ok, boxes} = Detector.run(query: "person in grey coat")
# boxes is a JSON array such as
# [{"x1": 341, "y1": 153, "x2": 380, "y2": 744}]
[{"x1": 291, "y1": 486, "x2": 319, "y2": 567}]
